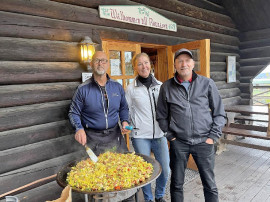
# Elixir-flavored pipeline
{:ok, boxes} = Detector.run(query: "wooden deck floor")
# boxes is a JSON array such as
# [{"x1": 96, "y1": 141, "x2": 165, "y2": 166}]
[{"x1": 184, "y1": 138, "x2": 270, "y2": 202}]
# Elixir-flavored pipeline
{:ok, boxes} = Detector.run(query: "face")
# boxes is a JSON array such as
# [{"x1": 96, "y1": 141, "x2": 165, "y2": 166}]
[
  {"x1": 135, "y1": 55, "x2": 151, "y2": 78},
  {"x1": 174, "y1": 53, "x2": 194, "y2": 80},
  {"x1": 91, "y1": 51, "x2": 109, "y2": 76}
]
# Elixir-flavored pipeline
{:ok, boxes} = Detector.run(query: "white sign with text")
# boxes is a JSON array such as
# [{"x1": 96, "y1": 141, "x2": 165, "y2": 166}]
[{"x1": 99, "y1": 5, "x2": 177, "y2": 32}]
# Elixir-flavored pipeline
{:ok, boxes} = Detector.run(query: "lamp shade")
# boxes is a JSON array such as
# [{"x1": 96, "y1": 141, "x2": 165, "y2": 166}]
[{"x1": 80, "y1": 36, "x2": 96, "y2": 62}]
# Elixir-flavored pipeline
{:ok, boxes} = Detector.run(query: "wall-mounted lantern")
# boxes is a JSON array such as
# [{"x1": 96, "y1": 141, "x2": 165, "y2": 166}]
[{"x1": 80, "y1": 36, "x2": 96, "y2": 71}]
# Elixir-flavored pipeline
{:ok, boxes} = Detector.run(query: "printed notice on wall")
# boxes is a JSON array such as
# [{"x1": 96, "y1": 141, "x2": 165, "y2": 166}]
[
  {"x1": 82, "y1": 72, "x2": 92, "y2": 83},
  {"x1": 110, "y1": 59, "x2": 122, "y2": 76},
  {"x1": 227, "y1": 56, "x2": 236, "y2": 83}
]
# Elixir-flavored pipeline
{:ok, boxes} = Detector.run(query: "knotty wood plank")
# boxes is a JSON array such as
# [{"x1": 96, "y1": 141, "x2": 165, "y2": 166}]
[
  {"x1": 0, "y1": 120, "x2": 73, "y2": 151},
  {"x1": 0, "y1": 135, "x2": 77, "y2": 174},
  {"x1": 0, "y1": 82, "x2": 79, "y2": 107},
  {"x1": 0, "y1": 61, "x2": 84, "y2": 85},
  {"x1": 0, "y1": 100, "x2": 70, "y2": 132}
]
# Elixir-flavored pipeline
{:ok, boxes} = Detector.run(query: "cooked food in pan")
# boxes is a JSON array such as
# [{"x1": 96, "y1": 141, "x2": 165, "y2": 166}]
[{"x1": 67, "y1": 152, "x2": 153, "y2": 191}]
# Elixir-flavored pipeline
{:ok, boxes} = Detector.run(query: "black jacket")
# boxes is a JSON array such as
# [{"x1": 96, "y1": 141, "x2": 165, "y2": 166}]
[{"x1": 156, "y1": 71, "x2": 226, "y2": 144}]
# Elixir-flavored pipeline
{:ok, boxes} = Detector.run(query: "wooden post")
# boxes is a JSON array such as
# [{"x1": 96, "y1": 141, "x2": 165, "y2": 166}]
[{"x1": 267, "y1": 104, "x2": 270, "y2": 136}]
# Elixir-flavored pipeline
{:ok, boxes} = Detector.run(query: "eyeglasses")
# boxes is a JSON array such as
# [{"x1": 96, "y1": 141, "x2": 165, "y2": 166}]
[{"x1": 93, "y1": 58, "x2": 108, "y2": 64}]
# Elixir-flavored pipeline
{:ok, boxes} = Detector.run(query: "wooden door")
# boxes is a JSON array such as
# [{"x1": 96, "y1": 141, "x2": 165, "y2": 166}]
[
  {"x1": 168, "y1": 39, "x2": 210, "y2": 78},
  {"x1": 168, "y1": 39, "x2": 211, "y2": 170},
  {"x1": 102, "y1": 40, "x2": 141, "y2": 89}
]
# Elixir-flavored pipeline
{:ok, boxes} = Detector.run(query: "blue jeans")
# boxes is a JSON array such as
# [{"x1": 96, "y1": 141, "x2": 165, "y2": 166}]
[
  {"x1": 132, "y1": 137, "x2": 170, "y2": 201},
  {"x1": 170, "y1": 139, "x2": 218, "y2": 202}
]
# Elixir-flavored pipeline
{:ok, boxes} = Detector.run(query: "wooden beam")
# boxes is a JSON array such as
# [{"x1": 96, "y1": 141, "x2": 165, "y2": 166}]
[
  {"x1": 0, "y1": 135, "x2": 77, "y2": 174},
  {"x1": 132, "y1": 0, "x2": 235, "y2": 28},
  {"x1": 0, "y1": 1, "x2": 239, "y2": 45},
  {"x1": 221, "y1": 139, "x2": 270, "y2": 151},
  {"x1": 240, "y1": 46, "x2": 270, "y2": 59},
  {"x1": 0, "y1": 61, "x2": 84, "y2": 85},
  {"x1": 0, "y1": 37, "x2": 80, "y2": 61},
  {"x1": 222, "y1": 96, "x2": 242, "y2": 106},
  {"x1": 0, "y1": 120, "x2": 73, "y2": 151},
  {"x1": 0, "y1": 82, "x2": 79, "y2": 107},
  {"x1": 215, "y1": 81, "x2": 240, "y2": 90},
  {"x1": 240, "y1": 57, "x2": 270, "y2": 66},
  {"x1": 219, "y1": 88, "x2": 241, "y2": 99},
  {"x1": 239, "y1": 65, "x2": 265, "y2": 77},
  {"x1": 0, "y1": 100, "x2": 70, "y2": 132},
  {"x1": 0, "y1": 151, "x2": 84, "y2": 195}
]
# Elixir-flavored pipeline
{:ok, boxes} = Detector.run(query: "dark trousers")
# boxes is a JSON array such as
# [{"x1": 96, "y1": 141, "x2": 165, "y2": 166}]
[{"x1": 170, "y1": 139, "x2": 218, "y2": 202}]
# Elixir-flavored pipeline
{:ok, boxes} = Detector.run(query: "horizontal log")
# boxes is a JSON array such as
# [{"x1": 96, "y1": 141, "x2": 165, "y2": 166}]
[
  {"x1": 0, "y1": 100, "x2": 70, "y2": 132},
  {"x1": 211, "y1": 52, "x2": 240, "y2": 63},
  {"x1": 229, "y1": 123, "x2": 267, "y2": 132},
  {"x1": 240, "y1": 28, "x2": 270, "y2": 41},
  {"x1": 219, "y1": 88, "x2": 241, "y2": 99},
  {"x1": 241, "y1": 93, "x2": 252, "y2": 99},
  {"x1": 210, "y1": 62, "x2": 240, "y2": 72},
  {"x1": 215, "y1": 81, "x2": 240, "y2": 90},
  {"x1": 240, "y1": 38, "x2": 270, "y2": 49},
  {"x1": 173, "y1": 0, "x2": 227, "y2": 14},
  {"x1": 0, "y1": 120, "x2": 74, "y2": 151},
  {"x1": 132, "y1": 0, "x2": 235, "y2": 28},
  {"x1": 240, "y1": 99, "x2": 251, "y2": 105},
  {"x1": 240, "y1": 57, "x2": 270, "y2": 66},
  {"x1": 0, "y1": 1, "x2": 239, "y2": 45},
  {"x1": 240, "y1": 46, "x2": 270, "y2": 59},
  {"x1": 222, "y1": 96, "x2": 241, "y2": 106},
  {"x1": 211, "y1": 43, "x2": 239, "y2": 53},
  {"x1": 211, "y1": 72, "x2": 240, "y2": 82},
  {"x1": 0, "y1": 37, "x2": 79, "y2": 61},
  {"x1": 0, "y1": 135, "x2": 77, "y2": 174},
  {"x1": 0, "y1": 151, "x2": 84, "y2": 195},
  {"x1": 0, "y1": 61, "x2": 84, "y2": 85},
  {"x1": 239, "y1": 83, "x2": 251, "y2": 94},
  {"x1": 240, "y1": 76, "x2": 253, "y2": 83},
  {"x1": 0, "y1": 82, "x2": 79, "y2": 107},
  {"x1": 239, "y1": 65, "x2": 265, "y2": 77}
]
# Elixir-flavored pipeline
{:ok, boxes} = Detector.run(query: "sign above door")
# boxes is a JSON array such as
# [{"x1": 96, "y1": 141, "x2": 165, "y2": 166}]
[{"x1": 99, "y1": 5, "x2": 177, "y2": 32}]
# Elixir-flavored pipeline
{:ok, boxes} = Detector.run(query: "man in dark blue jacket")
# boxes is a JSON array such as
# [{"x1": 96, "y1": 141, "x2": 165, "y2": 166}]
[
  {"x1": 157, "y1": 48, "x2": 226, "y2": 202},
  {"x1": 69, "y1": 51, "x2": 135, "y2": 201}
]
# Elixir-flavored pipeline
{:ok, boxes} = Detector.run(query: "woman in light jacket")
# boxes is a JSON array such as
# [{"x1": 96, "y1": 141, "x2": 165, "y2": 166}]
[{"x1": 125, "y1": 53, "x2": 170, "y2": 202}]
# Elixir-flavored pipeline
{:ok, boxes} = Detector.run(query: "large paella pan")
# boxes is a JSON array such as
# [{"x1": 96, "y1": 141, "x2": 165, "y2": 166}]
[{"x1": 56, "y1": 152, "x2": 162, "y2": 194}]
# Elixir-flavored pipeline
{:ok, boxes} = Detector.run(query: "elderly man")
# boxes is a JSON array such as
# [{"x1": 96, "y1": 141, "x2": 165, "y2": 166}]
[
  {"x1": 69, "y1": 51, "x2": 135, "y2": 202},
  {"x1": 156, "y1": 48, "x2": 226, "y2": 202}
]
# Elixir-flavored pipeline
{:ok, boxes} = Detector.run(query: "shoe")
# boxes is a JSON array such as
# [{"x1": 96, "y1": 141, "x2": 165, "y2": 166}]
[{"x1": 155, "y1": 197, "x2": 166, "y2": 202}]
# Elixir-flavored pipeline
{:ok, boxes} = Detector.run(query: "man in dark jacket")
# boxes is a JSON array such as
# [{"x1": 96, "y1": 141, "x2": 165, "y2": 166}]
[
  {"x1": 156, "y1": 48, "x2": 226, "y2": 202},
  {"x1": 69, "y1": 51, "x2": 134, "y2": 201}
]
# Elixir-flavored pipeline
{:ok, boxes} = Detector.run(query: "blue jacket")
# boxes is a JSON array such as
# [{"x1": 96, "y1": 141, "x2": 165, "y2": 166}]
[{"x1": 69, "y1": 75, "x2": 129, "y2": 131}]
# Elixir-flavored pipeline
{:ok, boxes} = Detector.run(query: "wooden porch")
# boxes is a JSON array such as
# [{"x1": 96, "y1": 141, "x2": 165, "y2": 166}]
[{"x1": 184, "y1": 139, "x2": 270, "y2": 202}]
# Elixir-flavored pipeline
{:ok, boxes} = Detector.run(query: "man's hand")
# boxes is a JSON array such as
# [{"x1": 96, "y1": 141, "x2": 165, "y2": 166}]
[
  {"x1": 121, "y1": 121, "x2": 129, "y2": 134},
  {"x1": 205, "y1": 138, "x2": 214, "y2": 144},
  {"x1": 75, "y1": 129, "x2": 87, "y2": 145}
]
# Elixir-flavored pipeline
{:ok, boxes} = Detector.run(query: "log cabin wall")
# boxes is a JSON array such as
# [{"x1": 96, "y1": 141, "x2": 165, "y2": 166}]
[
  {"x1": 0, "y1": 0, "x2": 240, "y2": 201},
  {"x1": 239, "y1": 29, "x2": 270, "y2": 105}
]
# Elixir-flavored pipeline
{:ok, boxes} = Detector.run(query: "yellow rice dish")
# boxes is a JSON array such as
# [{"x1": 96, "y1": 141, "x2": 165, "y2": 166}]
[{"x1": 67, "y1": 152, "x2": 153, "y2": 191}]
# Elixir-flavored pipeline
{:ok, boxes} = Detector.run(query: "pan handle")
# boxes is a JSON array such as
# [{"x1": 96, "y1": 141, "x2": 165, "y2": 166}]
[{"x1": 93, "y1": 193, "x2": 117, "y2": 199}]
